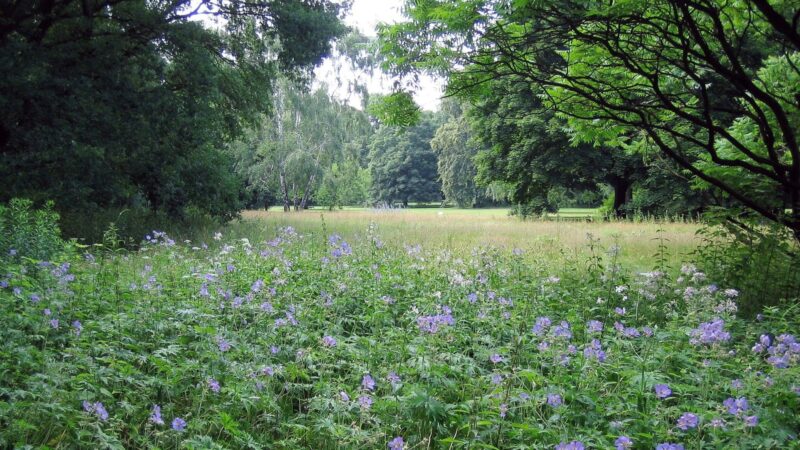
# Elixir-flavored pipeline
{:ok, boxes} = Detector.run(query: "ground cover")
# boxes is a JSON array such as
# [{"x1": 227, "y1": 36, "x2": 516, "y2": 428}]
[{"x1": 0, "y1": 222, "x2": 798, "y2": 449}]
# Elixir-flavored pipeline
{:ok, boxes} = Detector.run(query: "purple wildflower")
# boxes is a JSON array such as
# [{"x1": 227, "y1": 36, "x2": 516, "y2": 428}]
[
  {"x1": 656, "y1": 444, "x2": 685, "y2": 450},
  {"x1": 583, "y1": 339, "x2": 607, "y2": 363},
  {"x1": 207, "y1": 378, "x2": 220, "y2": 393},
  {"x1": 744, "y1": 415, "x2": 758, "y2": 427},
  {"x1": 72, "y1": 320, "x2": 82, "y2": 336},
  {"x1": 491, "y1": 373, "x2": 503, "y2": 385},
  {"x1": 554, "y1": 441, "x2": 584, "y2": 450},
  {"x1": 676, "y1": 412, "x2": 698, "y2": 430},
  {"x1": 171, "y1": 417, "x2": 187, "y2": 431},
  {"x1": 654, "y1": 384, "x2": 672, "y2": 399},
  {"x1": 82, "y1": 401, "x2": 109, "y2": 421},
  {"x1": 723, "y1": 397, "x2": 749, "y2": 416},
  {"x1": 362, "y1": 374, "x2": 376, "y2": 391},
  {"x1": 388, "y1": 436, "x2": 405, "y2": 450},
  {"x1": 216, "y1": 336, "x2": 231, "y2": 352},
  {"x1": 49, "y1": 318, "x2": 59, "y2": 329},
  {"x1": 358, "y1": 395, "x2": 372, "y2": 409},
  {"x1": 322, "y1": 335, "x2": 337, "y2": 347},
  {"x1": 387, "y1": 372, "x2": 401, "y2": 385},
  {"x1": 150, "y1": 405, "x2": 164, "y2": 425},
  {"x1": 499, "y1": 403, "x2": 508, "y2": 418},
  {"x1": 532, "y1": 316, "x2": 551, "y2": 335},
  {"x1": 553, "y1": 321, "x2": 572, "y2": 339},
  {"x1": 490, "y1": 353, "x2": 503, "y2": 364},
  {"x1": 615, "y1": 436, "x2": 633, "y2": 450},
  {"x1": 547, "y1": 393, "x2": 563, "y2": 407},
  {"x1": 689, "y1": 319, "x2": 730, "y2": 345},
  {"x1": 587, "y1": 320, "x2": 603, "y2": 333}
]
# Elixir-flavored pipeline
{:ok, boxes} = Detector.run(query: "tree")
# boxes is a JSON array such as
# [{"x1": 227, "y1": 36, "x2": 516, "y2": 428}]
[
  {"x1": 368, "y1": 117, "x2": 442, "y2": 206},
  {"x1": 468, "y1": 77, "x2": 646, "y2": 216},
  {"x1": 231, "y1": 79, "x2": 374, "y2": 211},
  {"x1": 430, "y1": 101, "x2": 485, "y2": 207},
  {"x1": 379, "y1": 0, "x2": 800, "y2": 237},
  {"x1": 0, "y1": 0, "x2": 347, "y2": 220}
]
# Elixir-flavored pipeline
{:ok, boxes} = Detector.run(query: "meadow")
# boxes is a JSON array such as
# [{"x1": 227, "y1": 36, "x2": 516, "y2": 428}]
[
  {"x1": 1, "y1": 211, "x2": 799, "y2": 449},
  {"x1": 239, "y1": 208, "x2": 699, "y2": 272}
]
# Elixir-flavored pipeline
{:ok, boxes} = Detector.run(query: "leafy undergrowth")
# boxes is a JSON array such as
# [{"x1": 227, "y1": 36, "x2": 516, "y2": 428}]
[{"x1": 1, "y1": 227, "x2": 798, "y2": 449}]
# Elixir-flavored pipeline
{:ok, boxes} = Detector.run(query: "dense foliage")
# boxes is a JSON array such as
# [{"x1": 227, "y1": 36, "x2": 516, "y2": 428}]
[
  {"x1": 378, "y1": 0, "x2": 800, "y2": 237},
  {"x1": 230, "y1": 80, "x2": 374, "y2": 212},
  {"x1": 0, "y1": 0, "x2": 347, "y2": 220},
  {"x1": 368, "y1": 117, "x2": 443, "y2": 206},
  {"x1": 1, "y1": 222, "x2": 799, "y2": 449}
]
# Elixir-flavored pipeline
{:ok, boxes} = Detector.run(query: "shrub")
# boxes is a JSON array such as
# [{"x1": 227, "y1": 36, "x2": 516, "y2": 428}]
[{"x1": 0, "y1": 198, "x2": 65, "y2": 262}]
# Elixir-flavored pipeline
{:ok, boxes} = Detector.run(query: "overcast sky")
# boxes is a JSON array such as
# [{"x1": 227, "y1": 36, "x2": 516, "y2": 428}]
[{"x1": 313, "y1": 0, "x2": 444, "y2": 111}]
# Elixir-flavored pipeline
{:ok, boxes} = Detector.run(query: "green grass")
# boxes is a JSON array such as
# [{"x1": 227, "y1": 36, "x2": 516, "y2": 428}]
[{"x1": 237, "y1": 209, "x2": 698, "y2": 272}]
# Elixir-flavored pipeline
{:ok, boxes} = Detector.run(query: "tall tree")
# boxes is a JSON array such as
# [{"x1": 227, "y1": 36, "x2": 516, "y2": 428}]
[
  {"x1": 379, "y1": 0, "x2": 800, "y2": 237},
  {"x1": 0, "y1": 0, "x2": 347, "y2": 220},
  {"x1": 368, "y1": 117, "x2": 442, "y2": 206},
  {"x1": 430, "y1": 100, "x2": 487, "y2": 207},
  {"x1": 231, "y1": 80, "x2": 374, "y2": 211}
]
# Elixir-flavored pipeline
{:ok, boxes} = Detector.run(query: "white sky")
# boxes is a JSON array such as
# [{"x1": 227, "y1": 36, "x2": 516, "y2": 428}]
[
  {"x1": 313, "y1": 0, "x2": 444, "y2": 111},
  {"x1": 189, "y1": 0, "x2": 443, "y2": 111}
]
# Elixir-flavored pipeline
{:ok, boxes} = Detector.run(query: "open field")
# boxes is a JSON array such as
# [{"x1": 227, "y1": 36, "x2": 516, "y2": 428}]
[{"x1": 239, "y1": 209, "x2": 700, "y2": 272}]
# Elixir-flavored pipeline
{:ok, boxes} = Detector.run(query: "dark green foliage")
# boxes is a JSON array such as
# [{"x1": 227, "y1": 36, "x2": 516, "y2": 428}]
[
  {"x1": 0, "y1": 199, "x2": 65, "y2": 262},
  {"x1": 469, "y1": 78, "x2": 645, "y2": 216},
  {"x1": 0, "y1": 0, "x2": 346, "y2": 224},
  {"x1": 368, "y1": 117, "x2": 442, "y2": 206}
]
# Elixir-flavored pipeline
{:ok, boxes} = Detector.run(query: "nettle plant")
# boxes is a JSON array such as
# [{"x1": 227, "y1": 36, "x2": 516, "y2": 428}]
[{"x1": 0, "y1": 225, "x2": 798, "y2": 449}]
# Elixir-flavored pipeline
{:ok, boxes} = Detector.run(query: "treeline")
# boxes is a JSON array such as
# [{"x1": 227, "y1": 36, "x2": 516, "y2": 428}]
[{"x1": 231, "y1": 81, "x2": 710, "y2": 218}]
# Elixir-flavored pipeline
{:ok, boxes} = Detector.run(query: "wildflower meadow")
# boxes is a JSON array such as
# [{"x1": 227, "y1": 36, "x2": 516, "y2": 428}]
[{"x1": 1, "y1": 223, "x2": 798, "y2": 449}]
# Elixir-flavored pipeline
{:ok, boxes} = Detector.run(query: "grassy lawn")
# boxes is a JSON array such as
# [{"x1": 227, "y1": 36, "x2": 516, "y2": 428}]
[{"x1": 236, "y1": 208, "x2": 700, "y2": 272}]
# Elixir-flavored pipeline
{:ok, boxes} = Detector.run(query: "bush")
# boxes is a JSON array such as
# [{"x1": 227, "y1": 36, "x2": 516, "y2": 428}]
[
  {"x1": 693, "y1": 213, "x2": 800, "y2": 316},
  {"x1": 0, "y1": 199, "x2": 65, "y2": 262}
]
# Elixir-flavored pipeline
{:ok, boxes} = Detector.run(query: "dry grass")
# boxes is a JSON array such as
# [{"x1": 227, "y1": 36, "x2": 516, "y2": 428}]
[{"x1": 235, "y1": 209, "x2": 701, "y2": 271}]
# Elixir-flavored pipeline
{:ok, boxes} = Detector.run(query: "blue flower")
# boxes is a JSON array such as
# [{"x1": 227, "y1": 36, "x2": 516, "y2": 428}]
[
  {"x1": 676, "y1": 412, "x2": 698, "y2": 430},
  {"x1": 362, "y1": 374, "x2": 376, "y2": 391},
  {"x1": 554, "y1": 440, "x2": 584, "y2": 450},
  {"x1": 388, "y1": 436, "x2": 405, "y2": 450},
  {"x1": 654, "y1": 384, "x2": 672, "y2": 399},
  {"x1": 615, "y1": 436, "x2": 633, "y2": 450},
  {"x1": 656, "y1": 444, "x2": 685, "y2": 450},
  {"x1": 723, "y1": 397, "x2": 748, "y2": 416},
  {"x1": 150, "y1": 405, "x2": 164, "y2": 425},
  {"x1": 358, "y1": 395, "x2": 372, "y2": 409},
  {"x1": 171, "y1": 417, "x2": 187, "y2": 431},
  {"x1": 547, "y1": 393, "x2": 563, "y2": 407}
]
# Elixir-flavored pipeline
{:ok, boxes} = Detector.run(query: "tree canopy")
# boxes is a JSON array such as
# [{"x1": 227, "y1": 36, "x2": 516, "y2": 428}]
[
  {"x1": 379, "y1": 0, "x2": 800, "y2": 236},
  {"x1": 0, "y1": 0, "x2": 347, "y2": 219}
]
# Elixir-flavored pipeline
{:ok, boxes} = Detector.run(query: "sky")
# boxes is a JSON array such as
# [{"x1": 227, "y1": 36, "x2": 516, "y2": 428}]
[{"x1": 313, "y1": 0, "x2": 444, "y2": 111}]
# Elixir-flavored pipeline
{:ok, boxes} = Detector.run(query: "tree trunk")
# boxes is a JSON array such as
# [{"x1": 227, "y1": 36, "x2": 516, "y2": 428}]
[
  {"x1": 611, "y1": 178, "x2": 632, "y2": 218},
  {"x1": 300, "y1": 173, "x2": 316, "y2": 210},
  {"x1": 292, "y1": 182, "x2": 299, "y2": 211},
  {"x1": 279, "y1": 170, "x2": 290, "y2": 212}
]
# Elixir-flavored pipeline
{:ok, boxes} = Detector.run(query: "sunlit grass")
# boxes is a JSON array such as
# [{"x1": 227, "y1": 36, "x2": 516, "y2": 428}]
[{"x1": 236, "y1": 209, "x2": 700, "y2": 272}]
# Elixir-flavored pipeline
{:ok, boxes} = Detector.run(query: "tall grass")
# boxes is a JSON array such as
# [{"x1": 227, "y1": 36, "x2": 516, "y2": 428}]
[{"x1": 236, "y1": 209, "x2": 700, "y2": 271}]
